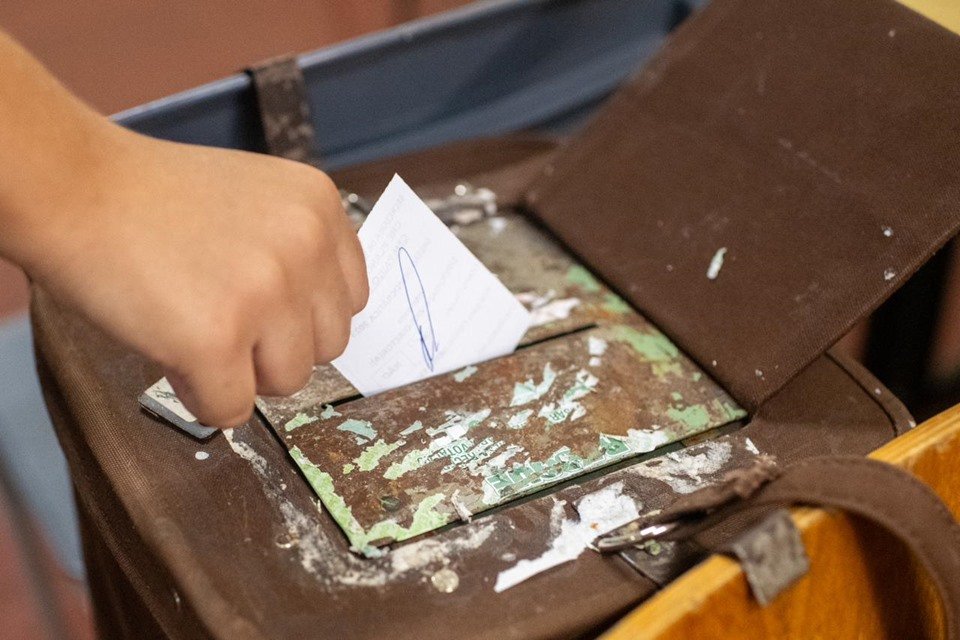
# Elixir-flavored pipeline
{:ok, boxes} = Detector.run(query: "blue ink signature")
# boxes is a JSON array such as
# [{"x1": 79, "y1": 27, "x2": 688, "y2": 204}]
[{"x1": 398, "y1": 246, "x2": 439, "y2": 371}]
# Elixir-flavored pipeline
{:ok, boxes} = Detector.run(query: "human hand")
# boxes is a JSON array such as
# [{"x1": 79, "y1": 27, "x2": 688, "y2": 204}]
[{"x1": 20, "y1": 126, "x2": 368, "y2": 427}]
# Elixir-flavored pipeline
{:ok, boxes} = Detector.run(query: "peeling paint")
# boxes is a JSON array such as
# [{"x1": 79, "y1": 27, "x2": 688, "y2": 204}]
[
  {"x1": 453, "y1": 365, "x2": 478, "y2": 382},
  {"x1": 511, "y1": 363, "x2": 557, "y2": 406},
  {"x1": 507, "y1": 409, "x2": 534, "y2": 429},
  {"x1": 528, "y1": 298, "x2": 581, "y2": 327},
  {"x1": 320, "y1": 404, "x2": 341, "y2": 420},
  {"x1": 610, "y1": 325, "x2": 679, "y2": 362},
  {"x1": 624, "y1": 428, "x2": 672, "y2": 453},
  {"x1": 385, "y1": 410, "x2": 491, "y2": 480},
  {"x1": 488, "y1": 217, "x2": 507, "y2": 235},
  {"x1": 494, "y1": 483, "x2": 640, "y2": 592},
  {"x1": 588, "y1": 336, "x2": 608, "y2": 357},
  {"x1": 629, "y1": 440, "x2": 734, "y2": 493},
  {"x1": 481, "y1": 444, "x2": 525, "y2": 475},
  {"x1": 450, "y1": 490, "x2": 473, "y2": 522},
  {"x1": 566, "y1": 265, "x2": 602, "y2": 292},
  {"x1": 602, "y1": 293, "x2": 632, "y2": 314},
  {"x1": 354, "y1": 438, "x2": 404, "y2": 472},
  {"x1": 667, "y1": 404, "x2": 711, "y2": 430},
  {"x1": 707, "y1": 247, "x2": 727, "y2": 280},
  {"x1": 285, "y1": 412, "x2": 318, "y2": 432},
  {"x1": 337, "y1": 419, "x2": 376, "y2": 443},
  {"x1": 400, "y1": 420, "x2": 424, "y2": 436},
  {"x1": 537, "y1": 369, "x2": 598, "y2": 424},
  {"x1": 291, "y1": 445, "x2": 452, "y2": 553}
]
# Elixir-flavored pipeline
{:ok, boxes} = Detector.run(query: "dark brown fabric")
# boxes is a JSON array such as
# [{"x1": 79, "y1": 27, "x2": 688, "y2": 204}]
[
  {"x1": 527, "y1": 0, "x2": 960, "y2": 410},
  {"x1": 32, "y1": 0, "x2": 960, "y2": 624},
  {"x1": 248, "y1": 57, "x2": 316, "y2": 163},
  {"x1": 29, "y1": 199, "x2": 906, "y2": 640}
]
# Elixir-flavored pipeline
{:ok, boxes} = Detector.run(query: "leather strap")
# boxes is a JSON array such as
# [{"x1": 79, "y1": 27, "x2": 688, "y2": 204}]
[
  {"x1": 652, "y1": 457, "x2": 960, "y2": 638},
  {"x1": 247, "y1": 57, "x2": 316, "y2": 163}
]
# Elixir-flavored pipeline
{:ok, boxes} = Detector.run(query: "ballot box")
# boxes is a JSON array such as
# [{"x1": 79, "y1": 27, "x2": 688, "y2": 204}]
[{"x1": 32, "y1": 0, "x2": 960, "y2": 638}]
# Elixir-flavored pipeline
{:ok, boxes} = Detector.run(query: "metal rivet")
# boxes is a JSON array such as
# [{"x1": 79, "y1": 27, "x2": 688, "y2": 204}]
[
  {"x1": 642, "y1": 540, "x2": 663, "y2": 556},
  {"x1": 431, "y1": 568, "x2": 460, "y2": 593},
  {"x1": 275, "y1": 532, "x2": 297, "y2": 549},
  {"x1": 380, "y1": 495, "x2": 402, "y2": 512}
]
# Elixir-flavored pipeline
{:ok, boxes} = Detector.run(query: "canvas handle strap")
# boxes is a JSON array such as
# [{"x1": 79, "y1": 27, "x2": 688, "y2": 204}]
[{"x1": 247, "y1": 56, "x2": 317, "y2": 163}]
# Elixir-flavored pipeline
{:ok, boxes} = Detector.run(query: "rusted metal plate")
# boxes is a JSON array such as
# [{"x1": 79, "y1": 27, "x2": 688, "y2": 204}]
[
  {"x1": 258, "y1": 212, "x2": 647, "y2": 408},
  {"x1": 259, "y1": 319, "x2": 744, "y2": 554}
]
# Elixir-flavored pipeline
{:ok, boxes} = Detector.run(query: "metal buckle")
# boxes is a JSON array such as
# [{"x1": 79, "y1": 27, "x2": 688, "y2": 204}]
[{"x1": 595, "y1": 519, "x2": 683, "y2": 553}]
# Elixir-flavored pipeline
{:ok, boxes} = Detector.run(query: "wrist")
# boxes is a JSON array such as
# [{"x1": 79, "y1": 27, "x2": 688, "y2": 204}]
[{"x1": 2, "y1": 113, "x2": 128, "y2": 280}]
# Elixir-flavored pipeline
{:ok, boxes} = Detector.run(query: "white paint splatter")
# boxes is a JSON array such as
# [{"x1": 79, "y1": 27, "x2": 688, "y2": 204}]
[
  {"x1": 624, "y1": 428, "x2": 671, "y2": 453},
  {"x1": 482, "y1": 444, "x2": 524, "y2": 474},
  {"x1": 588, "y1": 336, "x2": 608, "y2": 357},
  {"x1": 707, "y1": 247, "x2": 727, "y2": 280},
  {"x1": 628, "y1": 440, "x2": 734, "y2": 494},
  {"x1": 450, "y1": 490, "x2": 473, "y2": 522},
  {"x1": 511, "y1": 363, "x2": 557, "y2": 406},
  {"x1": 537, "y1": 369, "x2": 598, "y2": 424},
  {"x1": 884, "y1": 268, "x2": 897, "y2": 282},
  {"x1": 507, "y1": 409, "x2": 534, "y2": 429},
  {"x1": 882, "y1": 226, "x2": 894, "y2": 238},
  {"x1": 453, "y1": 365, "x2": 478, "y2": 382},
  {"x1": 494, "y1": 483, "x2": 639, "y2": 592},
  {"x1": 516, "y1": 290, "x2": 582, "y2": 327},
  {"x1": 488, "y1": 217, "x2": 508, "y2": 235},
  {"x1": 194, "y1": 451, "x2": 210, "y2": 461},
  {"x1": 744, "y1": 438, "x2": 760, "y2": 455},
  {"x1": 528, "y1": 298, "x2": 581, "y2": 327},
  {"x1": 389, "y1": 522, "x2": 495, "y2": 576},
  {"x1": 223, "y1": 426, "x2": 497, "y2": 589}
]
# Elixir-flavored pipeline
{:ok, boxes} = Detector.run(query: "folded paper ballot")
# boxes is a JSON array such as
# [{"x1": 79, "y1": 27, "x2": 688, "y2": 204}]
[
  {"x1": 140, "y1": 175, "x2": 529, "y2": 435},
  {"x1": 332, "y1": 174, "x2": 531, "y2": 396}
]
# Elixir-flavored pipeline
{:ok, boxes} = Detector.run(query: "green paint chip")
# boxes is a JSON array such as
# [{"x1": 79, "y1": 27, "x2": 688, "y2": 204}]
[
  {"x1": 566, "y1": 264, "x2": 602, "y2": 292},
  {"x1": 284, "y1": 412, "x2": 318, "y2": 432},
  {"x1": 610, "y1": 325, "x2": 680, "y2": 362},
  {"x1": 337, "y1": 418, "x2": 376, "y2": 443},
  {"x1": 602, "y1": 293, "x2": 632, "y2": 314},
  {"x1": 453, "y1": 365, "x2": 478, "y2": 382},
  {"x1": 354, "y1": 438, "x2": 404, "y2": 472}
]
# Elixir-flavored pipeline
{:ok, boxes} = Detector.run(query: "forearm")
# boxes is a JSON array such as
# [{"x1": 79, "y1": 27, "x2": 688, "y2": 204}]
[{"x1": 0, "y1": 30, "x2": 120, "y2": 273}]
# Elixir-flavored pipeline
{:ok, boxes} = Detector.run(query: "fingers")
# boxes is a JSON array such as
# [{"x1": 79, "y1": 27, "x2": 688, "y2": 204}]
[
  {"x1": 253, "y1": 303, "x2": 316, "y2": 396},
  {"x1": 309, "y1": 170, "x2": 368, "y2": 315},
  {"x1": 165, "y1": 351, "x2": 257, "y2": 428},
  {"x1": 311, "y1": 261, "x2": 353, "y2": 363},
  {"x1": 335, "y1": 220, "x2": 369, "y2": 314}
]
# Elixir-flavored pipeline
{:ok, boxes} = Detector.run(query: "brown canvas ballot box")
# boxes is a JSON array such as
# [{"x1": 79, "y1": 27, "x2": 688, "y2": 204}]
[{"x1": 32, "y1": 0, "x2": 960, "y2": 638}]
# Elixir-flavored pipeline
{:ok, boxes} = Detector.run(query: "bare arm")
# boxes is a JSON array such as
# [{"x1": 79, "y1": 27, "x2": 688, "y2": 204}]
[{"x1": 0, "y1": 31, "x2": 368, "y2": 426}]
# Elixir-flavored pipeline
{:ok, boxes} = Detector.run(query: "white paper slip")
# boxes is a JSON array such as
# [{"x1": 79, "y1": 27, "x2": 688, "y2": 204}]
[{"x1": 332, "y1": 174, "x2": 531, "y2": 396}]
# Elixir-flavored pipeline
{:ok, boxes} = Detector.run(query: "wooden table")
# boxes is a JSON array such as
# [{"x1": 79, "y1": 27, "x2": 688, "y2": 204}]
[{"x1": 604, "y1": 404, "x2": 960, "y2": 638}]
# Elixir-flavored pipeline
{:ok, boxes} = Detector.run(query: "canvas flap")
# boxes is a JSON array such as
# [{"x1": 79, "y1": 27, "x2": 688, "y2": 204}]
[{"x1": 525, "y1": 0, "x2": 960, "y2": 410}]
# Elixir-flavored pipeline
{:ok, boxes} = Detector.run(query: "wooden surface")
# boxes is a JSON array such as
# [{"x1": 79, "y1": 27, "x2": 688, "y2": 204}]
[{"x1": 603, "y1": 404, "x2": 960, "y2": 640}]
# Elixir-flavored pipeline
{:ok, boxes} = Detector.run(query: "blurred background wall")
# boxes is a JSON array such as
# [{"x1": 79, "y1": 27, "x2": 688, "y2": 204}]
[{"x1": 0, "y1": 0, "x2": 472, "y2": 321}]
